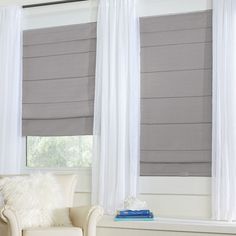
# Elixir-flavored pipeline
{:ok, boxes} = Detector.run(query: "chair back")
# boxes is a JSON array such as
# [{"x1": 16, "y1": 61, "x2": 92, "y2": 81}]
[{"x1": 54, "y1": 174, "x2": 78, "y2": 207}]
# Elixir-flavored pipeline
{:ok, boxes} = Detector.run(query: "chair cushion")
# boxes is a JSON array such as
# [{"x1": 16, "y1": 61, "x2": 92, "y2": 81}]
[
  {"x1": 0, "y1": 220, "x2": 8, "y2": 236},
  {"x1": 23, "y1": 227, "x2": 83, "y2": 236}
]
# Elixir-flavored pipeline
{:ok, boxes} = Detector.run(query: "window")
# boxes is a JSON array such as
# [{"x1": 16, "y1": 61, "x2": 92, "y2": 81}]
[
  {"x1": 26, "y1": 136, "x2": 92, "y2": 168},
  {"x1": 22, "y1": 23, "x2": 95, "y2": 171}
]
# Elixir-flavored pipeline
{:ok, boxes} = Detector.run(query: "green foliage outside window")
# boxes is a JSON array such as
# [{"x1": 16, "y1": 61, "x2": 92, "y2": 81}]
[{"x1": 27, "y1": 136, "x2": 92, "y2": 168}]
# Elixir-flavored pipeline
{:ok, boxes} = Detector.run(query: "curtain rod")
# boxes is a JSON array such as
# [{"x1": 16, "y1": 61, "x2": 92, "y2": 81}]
[{"x1": 23, "y1": 0, "x2": 87, "y2": 9}]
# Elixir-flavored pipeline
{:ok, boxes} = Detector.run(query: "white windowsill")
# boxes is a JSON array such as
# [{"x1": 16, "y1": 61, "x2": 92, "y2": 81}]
[{"x1": 98, "y1": 216, "x2": 236, "y2": 234}]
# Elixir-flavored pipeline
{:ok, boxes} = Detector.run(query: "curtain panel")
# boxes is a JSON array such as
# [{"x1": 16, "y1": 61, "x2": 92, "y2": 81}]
[
  {"x1": 92, "y1": 0, "x2": 140, "y2": 214},
  {"x1": 0, "y1": 6, "x2": 22, "y2": 174},
  {"x1": 212, "y1": 0, "x2": 236, "y2": 221}
]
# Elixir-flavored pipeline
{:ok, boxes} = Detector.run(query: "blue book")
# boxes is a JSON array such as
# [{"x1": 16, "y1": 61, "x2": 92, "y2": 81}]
[
  {"x1": 114, "y1": 217, "x2": 155, "y2": 222},
  {"x1": 117, "y1": 210, "x2": 151, "y2": 216},
  {"x1": 116, "y1": 212, "x2": 153, "y2": 219}
]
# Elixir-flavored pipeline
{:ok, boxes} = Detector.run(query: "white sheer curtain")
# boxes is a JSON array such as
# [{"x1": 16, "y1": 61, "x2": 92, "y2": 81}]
[
  {"x1": 92, "y1": 0, "x2": 140, "y2": 214},
  {"x1": 212, "y1": 0, "x2": 236, "y2": 221},
  {"x1": 0, "y1": 6, "x2": 22, "y2": 174}
]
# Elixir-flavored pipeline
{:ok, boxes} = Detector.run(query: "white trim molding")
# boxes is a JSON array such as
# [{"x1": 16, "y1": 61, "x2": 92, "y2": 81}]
[
  {"x1": 98, "y1": 216, "x2": 236, "y2": 236},
  {"x1": 73, "y1": 176, "x2": 211, "y2": 219}
]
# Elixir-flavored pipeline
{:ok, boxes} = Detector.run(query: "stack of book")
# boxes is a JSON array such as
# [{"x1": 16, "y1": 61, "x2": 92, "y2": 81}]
[{"x1": 114, "y1": 209, "x2": 154, "y2": 221}]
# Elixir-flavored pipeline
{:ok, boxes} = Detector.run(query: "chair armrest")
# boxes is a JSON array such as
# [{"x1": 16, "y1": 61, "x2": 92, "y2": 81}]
[
  {"x1": 0, "y1": 217, "x2": 8, "y2": 236},
  {"x1": 69, "y1": 205, "x2": 104, "y2": 236},
  {"x1": 0, "y1": 206, "x2": 21, "y2": 236},
  {"x1": 0, "y1": 207, "x2": 5, "y2": 223}
]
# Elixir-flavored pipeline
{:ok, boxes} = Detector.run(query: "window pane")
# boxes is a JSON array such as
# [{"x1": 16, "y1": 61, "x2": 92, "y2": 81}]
[{"x1": 27, "y1": 136, "x2": 92, "y2": 168}]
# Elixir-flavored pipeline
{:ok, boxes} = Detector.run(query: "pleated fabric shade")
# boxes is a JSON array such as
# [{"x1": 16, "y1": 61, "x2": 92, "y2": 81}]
[{"x1": 22, "y1": 22, "x2": 96, "y2": 136}]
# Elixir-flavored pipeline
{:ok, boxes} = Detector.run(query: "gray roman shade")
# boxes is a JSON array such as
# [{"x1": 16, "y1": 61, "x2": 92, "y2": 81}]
[
  {"x1": 22, "y1": 23, "x2": 96, "y2": 136},
  {"x1": 140, "y1": 10, "x2": 212, "y2": 176}
]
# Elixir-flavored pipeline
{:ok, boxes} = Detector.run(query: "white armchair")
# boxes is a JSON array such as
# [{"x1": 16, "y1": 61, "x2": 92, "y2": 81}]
[{"x1": 0, "y1": 174, "x2": 103, "y2": 236}]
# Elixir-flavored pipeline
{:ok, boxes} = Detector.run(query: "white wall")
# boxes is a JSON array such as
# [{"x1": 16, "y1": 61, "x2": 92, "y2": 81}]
[
  {"x1": 0, "y1": 0, "x2": 212, "y2": 29},
  {"x1": 21, "y1": 0, "x2": 212, "y2": 29},
  {"x1": 74, "y1": 175, "x2": 211, "y2": 219},
  {"x1": 0, "y1": 0, "x2": 213, "y2": 220}
]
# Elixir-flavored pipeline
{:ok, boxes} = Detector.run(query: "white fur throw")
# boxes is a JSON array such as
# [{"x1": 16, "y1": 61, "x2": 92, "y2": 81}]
[{"x1": 0, "y1": 173, "x2": 72, "y2": 229}]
